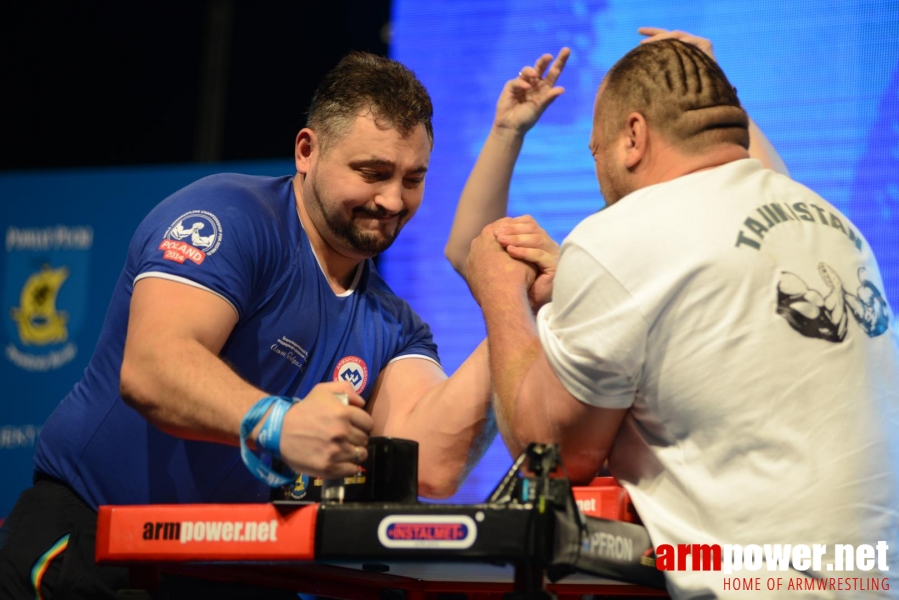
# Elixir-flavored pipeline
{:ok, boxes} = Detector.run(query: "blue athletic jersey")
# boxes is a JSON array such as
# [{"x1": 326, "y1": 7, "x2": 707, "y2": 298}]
[{"x1": 33, "y1": 174, "x2": 440, "y2": 509}]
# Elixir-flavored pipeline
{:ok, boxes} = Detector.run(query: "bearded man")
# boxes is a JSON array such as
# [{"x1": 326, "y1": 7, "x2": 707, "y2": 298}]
[{"x1": 0, "y1": 51, "x2": 558, "y2": 599}]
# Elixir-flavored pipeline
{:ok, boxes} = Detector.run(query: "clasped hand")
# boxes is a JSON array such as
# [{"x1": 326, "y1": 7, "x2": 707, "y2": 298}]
[{"x1": 466, "y1": 215, "x2": 558, "y2": 312}]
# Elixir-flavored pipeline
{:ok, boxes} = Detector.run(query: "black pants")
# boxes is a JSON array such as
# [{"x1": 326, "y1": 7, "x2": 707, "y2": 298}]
[
  {"x1": 0, "y1": 477, "x2": 129, "y2": 599},
  {"x1": 0, "y1": 477, "x2": 299, "y2": 599}
]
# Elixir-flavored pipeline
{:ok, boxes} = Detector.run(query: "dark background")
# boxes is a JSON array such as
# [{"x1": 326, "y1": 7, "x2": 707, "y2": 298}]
[{"x1": 2, "y1": 1, "x2": 392, "y2": 171}]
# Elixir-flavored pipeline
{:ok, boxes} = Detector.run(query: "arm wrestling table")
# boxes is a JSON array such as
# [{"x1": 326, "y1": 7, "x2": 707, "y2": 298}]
[{"x1": 96, "y1": 444, "x2": 669, "y2": 599}]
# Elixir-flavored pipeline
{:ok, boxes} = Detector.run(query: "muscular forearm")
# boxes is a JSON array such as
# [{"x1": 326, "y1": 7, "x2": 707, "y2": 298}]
[
  {"x1": 481, "y1": 287, "x2": 619, "y2": 480},
  {"x1": 748, "y1": 118, "x2": 789, "y2": 176},
  {"x1": 445, "y1": 128, "x2": 525, "y2": 276},
  {"x1": 120, "y1": 337, "x2": 266, "y2": 446},
  {"x1": 376, "y1": 342, "x2": 496, "y2": 498},
  {"x1": 122, "y1": 336, "x2": 375, "y2": 481},
  {"x1": 479, "y1": 282, "x2": 547, "y2": 457}
]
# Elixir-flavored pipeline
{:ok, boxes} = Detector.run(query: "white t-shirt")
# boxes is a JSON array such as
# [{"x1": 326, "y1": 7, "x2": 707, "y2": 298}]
[{"x1": 538, "y1": 159, "x2": 899, "y2": 598}]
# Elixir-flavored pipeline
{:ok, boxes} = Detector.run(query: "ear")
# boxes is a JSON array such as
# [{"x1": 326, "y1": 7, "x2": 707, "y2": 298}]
[
  {"x1": 295, "y1": 128, "x2": 316, "y2": 175},
  {"x1": 622, "y1": 112, "x2": 648, "y2": 170}
]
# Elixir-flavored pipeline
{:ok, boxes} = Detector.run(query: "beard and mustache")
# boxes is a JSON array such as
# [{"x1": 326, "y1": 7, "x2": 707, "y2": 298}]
[{"x1": 309, "y1": 169, "x2": 410, "y2": 257}]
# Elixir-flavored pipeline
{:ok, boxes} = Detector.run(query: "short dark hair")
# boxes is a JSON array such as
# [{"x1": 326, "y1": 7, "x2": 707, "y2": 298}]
[
  {"x1": 307, "y1": 52, "x2": 434, "y2": 151},
  {"x1": 598, "y1": 39, "x2": 749, "y2": 153}
]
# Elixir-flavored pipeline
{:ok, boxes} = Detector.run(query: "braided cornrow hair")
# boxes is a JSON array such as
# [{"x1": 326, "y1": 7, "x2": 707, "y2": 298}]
[{"x1": 599, "y1": 39, "x2": 749, "y2": 154}]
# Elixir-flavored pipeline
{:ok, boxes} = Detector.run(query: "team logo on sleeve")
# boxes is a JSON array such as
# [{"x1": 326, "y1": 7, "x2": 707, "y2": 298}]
[
  {"x1": 333, "y1": 356, "x2": 368, "y2": 393},
  {"x1": 159, "y1": 210, "x2": 223, "y2": 265}
]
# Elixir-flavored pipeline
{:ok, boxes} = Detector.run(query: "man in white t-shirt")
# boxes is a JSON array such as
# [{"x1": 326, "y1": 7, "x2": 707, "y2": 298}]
[{"x1": 462, "y1": 31, "x2": 899, "y2": 598}]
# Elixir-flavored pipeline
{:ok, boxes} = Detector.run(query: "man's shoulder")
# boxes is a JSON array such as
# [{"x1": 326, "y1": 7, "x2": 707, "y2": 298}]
[
  {"x1": 562, "y1": 161, "x2": 748, "y2": 255},
  {"x1": 358, "y1": 263, "x2": 437, "y2": 359},
  {"x1": 173, "y1": 173, "x2": 291, "y2": 210},
  {"x1": 187, "y1": 172, "x2": 287, "y2": 189},
  {"x1": 363, "y1": 263, "x2": 405, "y2": 304},
  {"x1": 361, "y1": 264, "x2": 425, "y2": 322},
  {"x1": 145, "y1": 173, "x2": 293, "y2": 234},
  {"x1": 129, "y1": 173, "x2": 297, "y2": 274}
]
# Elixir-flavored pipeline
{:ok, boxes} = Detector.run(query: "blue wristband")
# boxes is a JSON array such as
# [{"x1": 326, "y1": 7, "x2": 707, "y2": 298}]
[
  {"x1": 240, "y1": 396, "x2": 297, "y2": 487},
  {"x1": 257, "y1": 398, "x2": 290, "y2": 459}
]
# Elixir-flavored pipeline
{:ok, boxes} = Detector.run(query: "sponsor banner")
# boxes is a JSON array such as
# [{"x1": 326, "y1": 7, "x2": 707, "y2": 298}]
[
  {"x1": 656, "y1": 541, "x2": 891, "y2": 575},
  {"x1": 656, "y1": 541, "x2": 892, "y2": 593},
  {"x1": 563, "y1": 512, "x2": 666, "y2": 589},
  {"x1": 719, "y1": 575, "x2": 890, "y2": 593},
  {"x1": 571, "y1": 476, "x2": 638, "y2": 523},
  {"x1": 3, "y1": 226, "x2": 92, "y2": 372},
  {"x1": 377, "y1": 515, "x2": 477, "y2": 549},
  {"x1": 96, "y1": 503, "x2": 318, "y2": 562},
  {"x1": 0, "y1": 161, "x2": 292, "y2": 519},
  {"x1": 0, "y1": 424, "x2": 42, "y2": 449}
]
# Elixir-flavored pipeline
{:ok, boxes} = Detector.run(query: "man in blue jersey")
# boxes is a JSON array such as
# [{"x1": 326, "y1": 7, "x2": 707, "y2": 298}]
[{"x1": 0, "y1": 52, "x2": 558, "y2": 599}]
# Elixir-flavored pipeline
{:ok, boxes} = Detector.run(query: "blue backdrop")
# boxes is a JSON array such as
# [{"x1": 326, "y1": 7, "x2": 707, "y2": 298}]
[
  {"x1": 1, "y1": 1, "x2": 897, "y2": 515},
  {"x1": 0, "y1": 162, "x2": 290, "y2": 516},
  {"x1": 380, "y1": 0, "x2": 899, "y2": 502}
]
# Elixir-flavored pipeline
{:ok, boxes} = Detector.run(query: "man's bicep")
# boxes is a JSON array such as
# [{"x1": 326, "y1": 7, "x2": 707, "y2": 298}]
[
  {"x1": 367, "y1": 356, "x2": 446, "y2": 435},
  {"x1": 539, "y1": 241, "x2": 647, "y2": 406},
  {"x1": 524, "y1": 243, "x2": 639, "y2": 479},
  {"x1": 127, "y1": 276, "x2": 239, "y2": 354}
]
